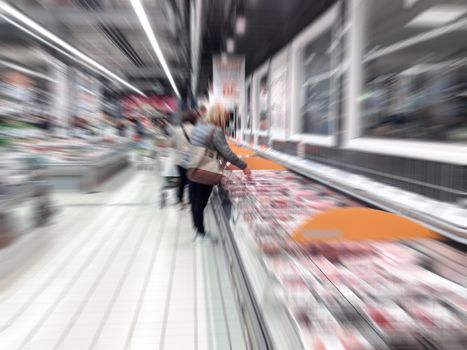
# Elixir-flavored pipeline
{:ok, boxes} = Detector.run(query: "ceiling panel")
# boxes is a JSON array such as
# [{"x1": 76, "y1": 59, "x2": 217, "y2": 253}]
[
  {"x1": 4, "y1": 0, "x2": 189, "y2": 96},
  {"x1": 198, "y1": 0, "x2": 338, "y2": 95}
]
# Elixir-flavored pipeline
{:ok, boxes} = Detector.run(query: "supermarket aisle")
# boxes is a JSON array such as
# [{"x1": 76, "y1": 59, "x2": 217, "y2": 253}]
[{"x1": 0, "y1": 168, "x2": 246, "y2": 350}]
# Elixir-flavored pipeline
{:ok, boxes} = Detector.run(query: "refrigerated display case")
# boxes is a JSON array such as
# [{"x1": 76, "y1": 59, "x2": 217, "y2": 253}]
[
  {"x1": 211, "y1": 145, "x2": 467, "y2": 350},
  {"x1": 10, "y1": 138, "x2": 131, "y2": 192},
  {"x1": 0, "y1": 152, "x2": 53, "y2": 229}
]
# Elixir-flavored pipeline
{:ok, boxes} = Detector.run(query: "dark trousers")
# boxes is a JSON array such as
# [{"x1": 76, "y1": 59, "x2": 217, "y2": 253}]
[
  {"x1": 177, "y1": 166, "x2": 188, "y2": 203},
  {"x1": 189, "y1": 181, "x2": 213, "y2": 235}
]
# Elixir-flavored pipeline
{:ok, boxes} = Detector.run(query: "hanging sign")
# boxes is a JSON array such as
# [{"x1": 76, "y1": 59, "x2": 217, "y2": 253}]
[{"x1": 212, "y1": 55, "x2": 245, "y2": 108}]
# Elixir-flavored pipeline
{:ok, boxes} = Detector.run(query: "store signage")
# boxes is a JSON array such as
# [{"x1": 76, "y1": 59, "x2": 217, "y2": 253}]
[
  {"x1": 121, "y1": 95, "x2": 177, "y2": 113},
  {"x1": 212, "y1": 55, "x2": 245, "y2": 108}
]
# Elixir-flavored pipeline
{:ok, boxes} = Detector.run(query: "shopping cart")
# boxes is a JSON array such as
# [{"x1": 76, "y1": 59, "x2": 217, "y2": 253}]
[
  {"x1": 156, "y1": 144, "x2": 179, "y2": 208},
  {"x1": 160, "y1": 174, "x2": 179, "y2": 208},
  {"x1": 134, "y1": 139, "x2": 157, "y2": 170}
]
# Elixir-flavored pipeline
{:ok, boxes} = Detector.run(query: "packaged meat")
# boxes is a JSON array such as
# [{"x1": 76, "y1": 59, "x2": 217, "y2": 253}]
[
  {"x1": 294, "y1": 190, "x2": 318, "y2": 201},
  {"x1": 271, "y1": 198, "x2": 289, "y2": 209},
  {"x1": 222, "y1": 168, "x2": 467, "y2": 349},
  {"x1": 447, "y1": 296, "x2": 467, "y2": 316},
  {"x1": 402, "y1": 301, "x2": 464, "y2": 331},
  {"x1": 363, "y1": 302, "x2": 416, "y2": 335},
  {"x1": 337, "y1": 328, "x2": 374, "y2": 350}
]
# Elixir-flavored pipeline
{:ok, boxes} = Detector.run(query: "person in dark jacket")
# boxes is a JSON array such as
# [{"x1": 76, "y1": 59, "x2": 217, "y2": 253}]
[
  {"x1": 116, "y1": 120, "x2": 126, "y2": 137},
  {"x1": 189, "y1": 104, "x2": 251, "y2": 241},
  {"x1": 134, "y1": 116, "x2": 145, "y2": 138}
]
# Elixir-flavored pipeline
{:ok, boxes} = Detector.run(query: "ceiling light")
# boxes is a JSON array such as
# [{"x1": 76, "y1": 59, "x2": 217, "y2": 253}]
[
  {"x1": 0, "y1": 1, "x2": 145, "y2": 96},
  {"x1": 226, "y1": 38, "x2": 235, "y2": 53},
  {"x1": 235, "y1": 16, "x2": 246, "y2": 35},
  {"x1": 406, "y1": 5, "x2": 467, "y2": 27},
  {"x1": 2, "y1": 16, "x2": 105, "y2": 77},
  {"x1": 131, "y1": 0, "x2": 180, "y2": 98}
]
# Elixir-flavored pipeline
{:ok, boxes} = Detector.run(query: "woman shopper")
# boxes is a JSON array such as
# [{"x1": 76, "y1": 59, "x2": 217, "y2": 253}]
[
  {"x1": 169, "y1": 110, "x2": 199, "y2": 207},
  {"x1": 189, "y1": 104, "x2": 251, "y2": 241}
]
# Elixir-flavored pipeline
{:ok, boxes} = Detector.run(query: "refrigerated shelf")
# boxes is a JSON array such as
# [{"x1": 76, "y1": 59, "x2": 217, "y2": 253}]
[
  {"x1": 45, "y1": 147, "x2": 130, "y2": 192},
  {"x1": 238, "y1": 143, "x2": 467, "y2": 244},
  {"x1": 213, "y1": 145, "x2": 466, "y2": 350}
]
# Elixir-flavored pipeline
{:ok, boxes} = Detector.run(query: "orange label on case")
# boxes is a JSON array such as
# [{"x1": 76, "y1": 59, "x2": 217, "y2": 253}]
[
  {"x1": 226, "y1": 156, "x2": 286, "y2": 171},
  {"x1": 291, "y1": 208, "x2": 441, "y2": 242},
  {"x1": 229, "y1": 145, "x2": 256, "y2": 157}
]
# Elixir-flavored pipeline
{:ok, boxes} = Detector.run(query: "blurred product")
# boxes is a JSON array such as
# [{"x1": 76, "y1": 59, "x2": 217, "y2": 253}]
[{"x1": 220, "y1": 169, "x2": 467, "y2": 349}]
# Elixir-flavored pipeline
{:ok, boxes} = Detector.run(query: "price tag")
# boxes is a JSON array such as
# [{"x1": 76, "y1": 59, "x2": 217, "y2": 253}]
[{"x1": 302, "y1": 229, "x2": 342, "y2": 239}]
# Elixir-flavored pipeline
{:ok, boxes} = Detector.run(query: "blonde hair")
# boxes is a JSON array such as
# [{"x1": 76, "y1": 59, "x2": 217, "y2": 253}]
[{"x1": 206, "y1": 104, "x2": 226, "y2": 129}]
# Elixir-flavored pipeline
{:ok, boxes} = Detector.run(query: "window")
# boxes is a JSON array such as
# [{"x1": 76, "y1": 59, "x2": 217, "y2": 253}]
[
  {"x1": 258, "y1": 73, "x2": 269, "y2": 132},
  {"x1": 300, "y1": 30, "x2": 334, "y2": 135},
  {"x1": 246, "y1": 84, "x2": 252, "y2": 130},
  {"x1": 360, "y1": 0, "x2": 467, "y2": 143},
  {"x1": 255, "y1": 68, "x2": 271, "y2": 146},
  {"x1": 270, "y1": 50, "x2": 289, "y2": 139}
]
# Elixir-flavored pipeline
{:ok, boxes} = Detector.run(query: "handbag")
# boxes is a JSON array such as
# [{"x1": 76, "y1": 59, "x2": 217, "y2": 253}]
[
  {"x1": 181, "y1": 124, "x2": 190, "y2": 142},
  {"x1": 176, "y1": 125, "x2": 191, "y2": 169},
  {"x1": 187, "y1": 126, "x2": 226, "y2": 185}
]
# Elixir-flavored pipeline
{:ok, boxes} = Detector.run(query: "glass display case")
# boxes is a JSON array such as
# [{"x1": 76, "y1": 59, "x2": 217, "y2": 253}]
[
  {"x1": 216, "y1": 167, "x2": 467, "y2": 350},
  {"x1": 359, "y1": 0, "x2": 467, "y2": 143},
  {"x1": 300, "y1": 30, "x2": 333, "y2": 135},
  {"x1": 255, "y1": 68, "x2": 271, "y2": 147},
  {"x1": 246, "y1": 84, "x2": 252, "y2": 131},
  {"x1": 6, "y1": 137, "x2": 131, "y2": 191},
  {"x1": 270, "y1": 50, "x2": 290, "y2": 139},
  {"x1": 292, "y1": 3, "x2": 342, "y2": 140},
  {"x1": 258, "y1": 73, "x2": 270, "y2": 133},
  {"x1": 244, "y1": 82, "x2": 254, "y2": 143}
]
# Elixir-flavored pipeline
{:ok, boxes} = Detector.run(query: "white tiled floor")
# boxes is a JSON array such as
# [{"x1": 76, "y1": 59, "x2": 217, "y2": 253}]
[{"x1": 0, "y1": 168, "x2": 246, "y2": 350}]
